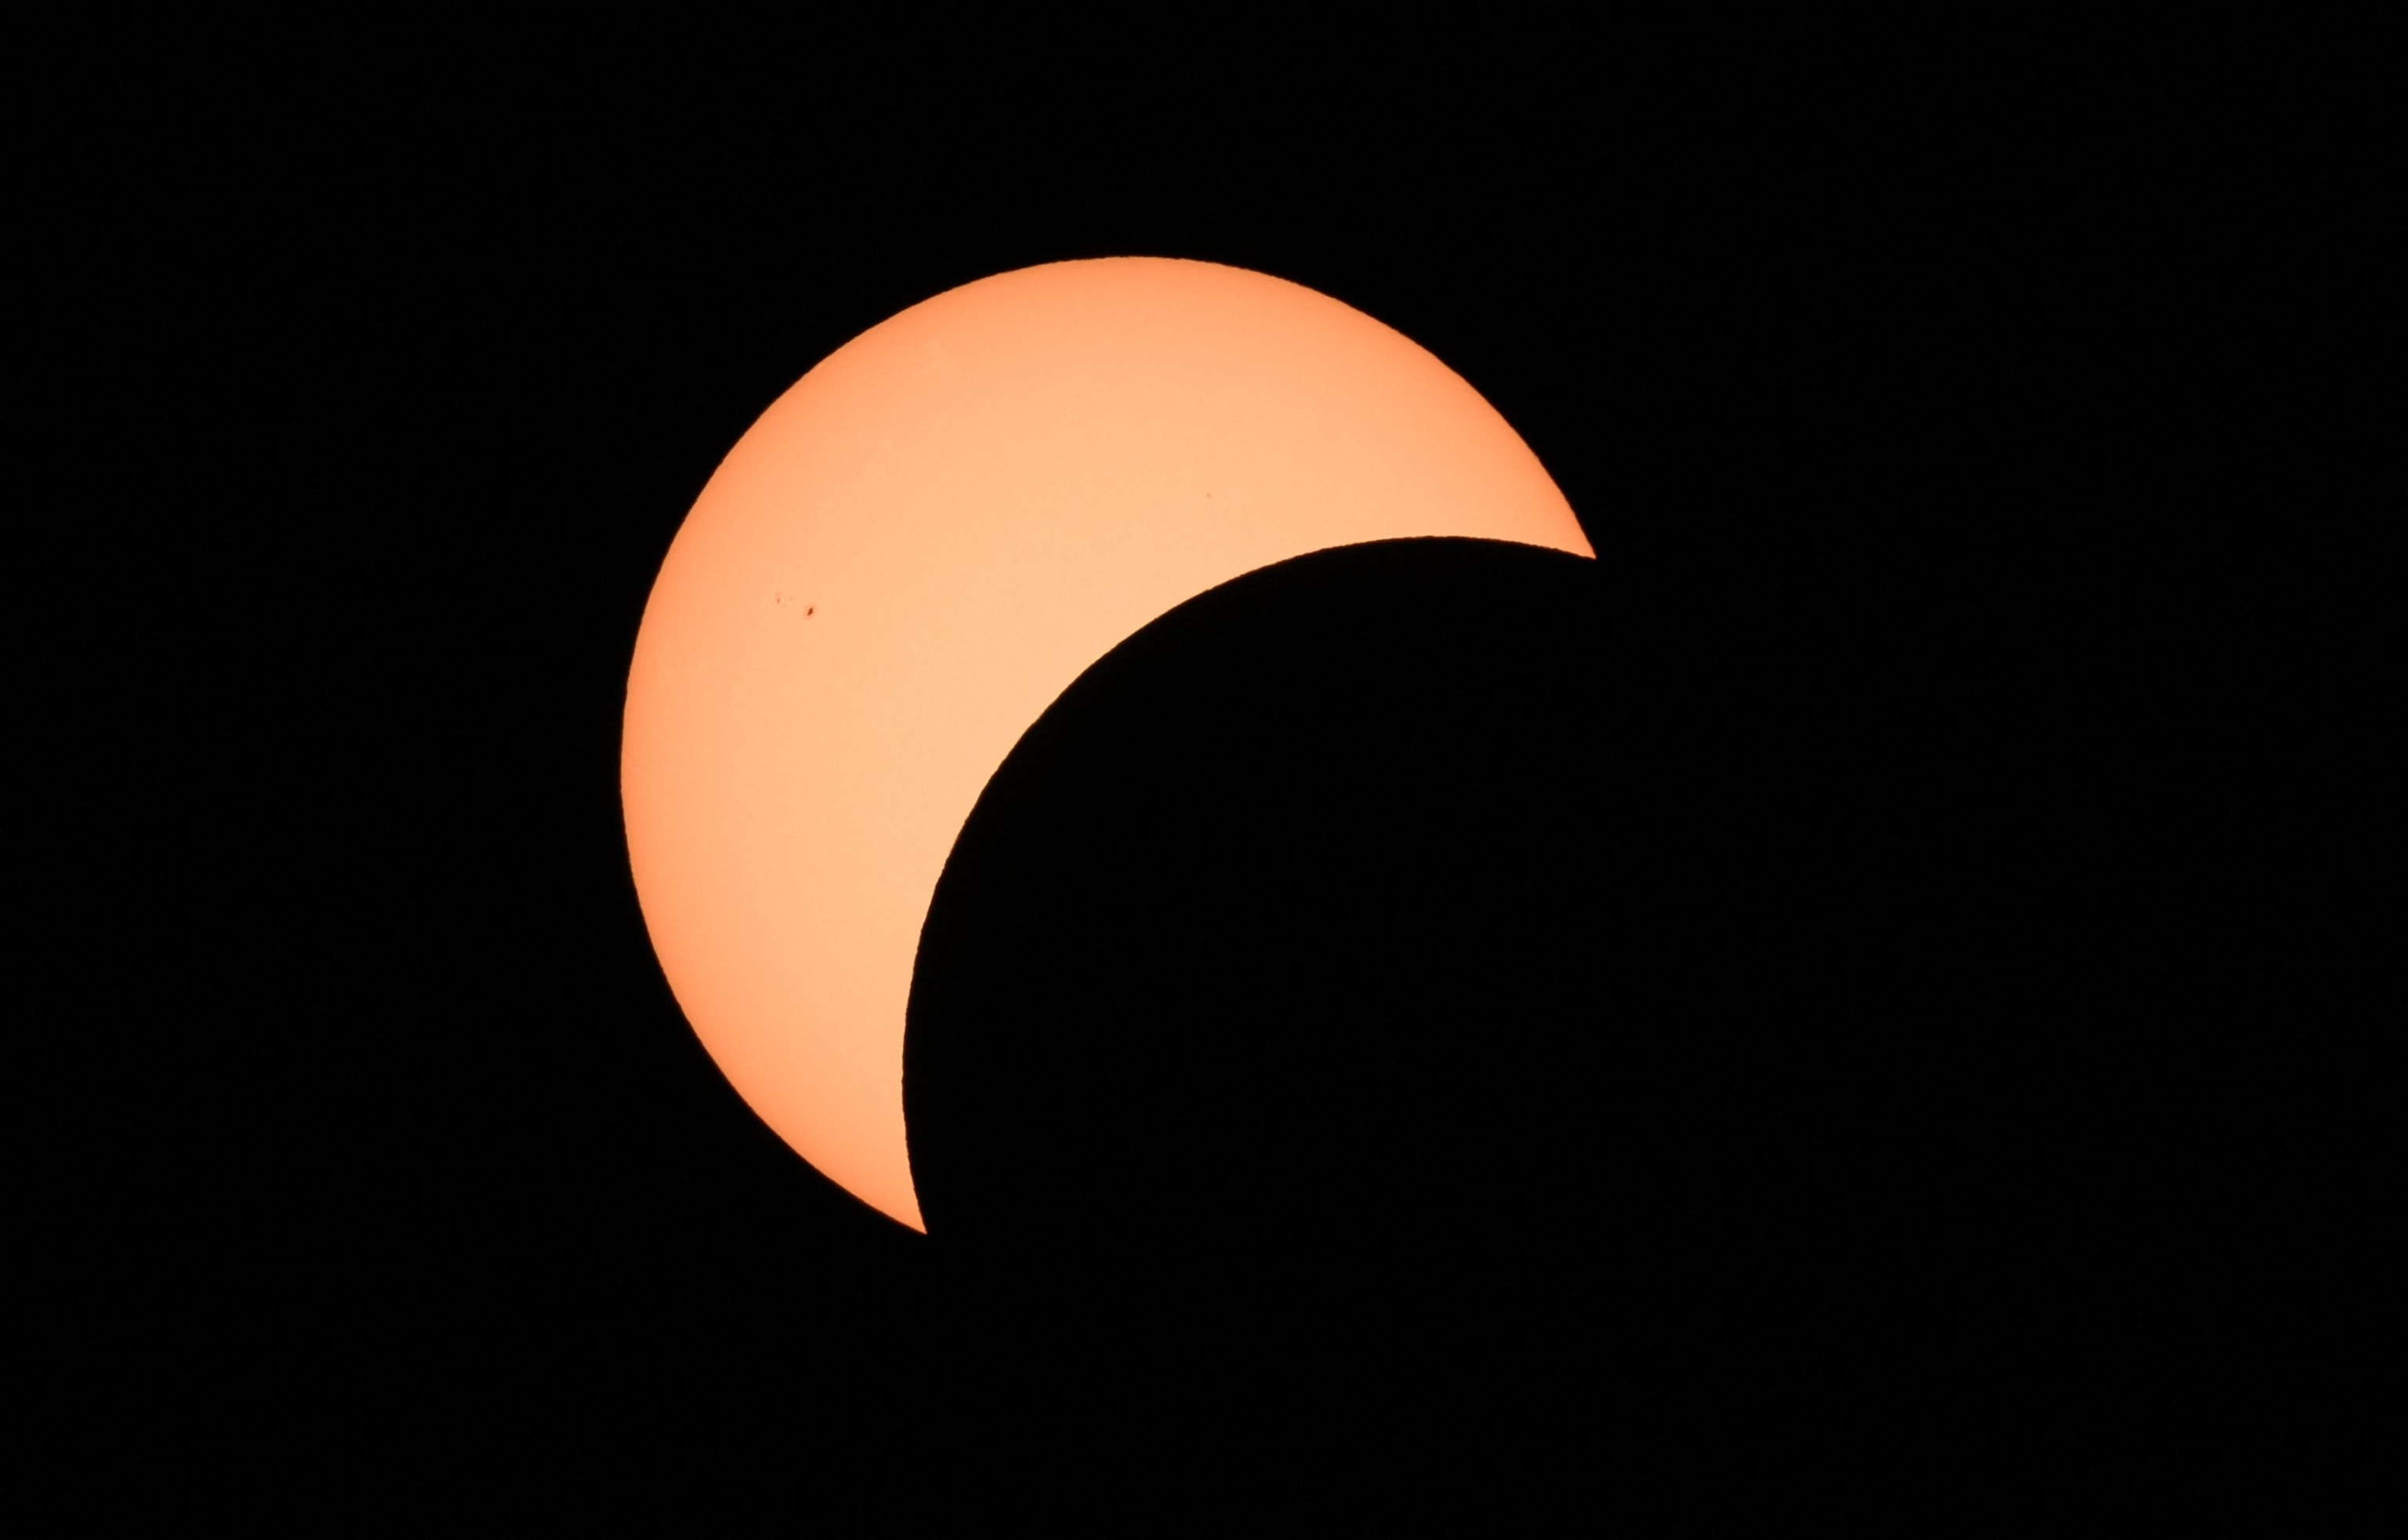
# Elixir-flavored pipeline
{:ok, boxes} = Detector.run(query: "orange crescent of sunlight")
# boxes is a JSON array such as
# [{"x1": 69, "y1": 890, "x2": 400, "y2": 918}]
[{"x1": 622, "y1": 257, "x2": 1591, "y2": 1230}]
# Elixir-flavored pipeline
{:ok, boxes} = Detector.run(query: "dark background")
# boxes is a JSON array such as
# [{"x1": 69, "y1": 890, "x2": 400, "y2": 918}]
[{"x1": 21, "y1": 20, "x2": 2368, "y2": 1513}]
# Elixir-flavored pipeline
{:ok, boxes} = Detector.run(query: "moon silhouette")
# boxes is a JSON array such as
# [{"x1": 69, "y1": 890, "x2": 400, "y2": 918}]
[{"x1": 622, "y1": 257, "x2": 1590, "y2": 1228}]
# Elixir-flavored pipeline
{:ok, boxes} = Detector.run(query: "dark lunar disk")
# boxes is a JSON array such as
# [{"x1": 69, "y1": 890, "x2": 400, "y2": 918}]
[{"x1": 904, "y1": 536, "x2": 2196, "y2": 1465}]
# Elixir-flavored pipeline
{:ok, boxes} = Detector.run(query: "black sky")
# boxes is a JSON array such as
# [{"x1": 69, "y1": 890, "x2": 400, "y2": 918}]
[{"x1": 24, "y1": 24, "x2": 2357, "y2": 1516}]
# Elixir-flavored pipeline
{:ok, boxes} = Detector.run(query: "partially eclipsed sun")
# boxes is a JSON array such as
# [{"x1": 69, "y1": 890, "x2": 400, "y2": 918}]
[{"x1": 622, "y1": 258, "x2": 1590, "y2": 1230}]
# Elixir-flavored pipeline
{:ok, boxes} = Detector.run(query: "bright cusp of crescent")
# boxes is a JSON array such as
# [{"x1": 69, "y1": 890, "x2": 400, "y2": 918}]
[{"x1": 622, "y1": 258, "x2": 1591, "y2": 1230}]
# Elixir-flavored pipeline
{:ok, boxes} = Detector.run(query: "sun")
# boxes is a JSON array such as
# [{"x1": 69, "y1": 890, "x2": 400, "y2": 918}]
[{"x1": 622, "y1": 258, "x2": 1589, "y2": 1228}]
